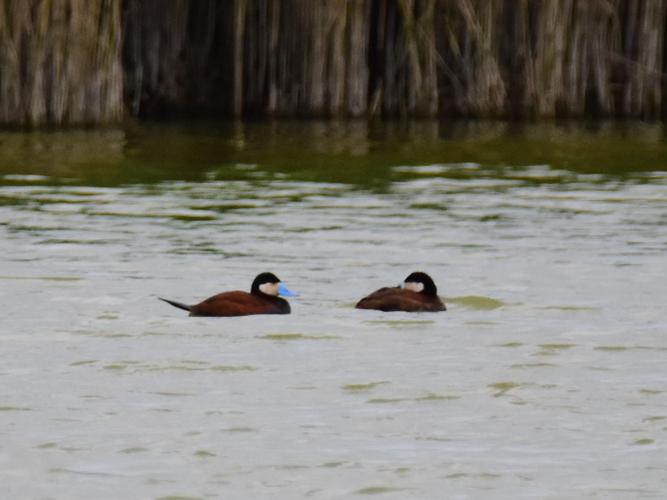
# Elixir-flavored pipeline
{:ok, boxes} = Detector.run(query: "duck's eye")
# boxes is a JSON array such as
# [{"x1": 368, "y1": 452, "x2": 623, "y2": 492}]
[{"x1": 403, "y1": 281, "x2": 424, "y2": 293}]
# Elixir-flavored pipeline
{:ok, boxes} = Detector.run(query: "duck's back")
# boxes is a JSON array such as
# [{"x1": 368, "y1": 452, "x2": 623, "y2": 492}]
[
  {"x1": 191, "y1": 291, "x2": 290, "y2": 317},
  {"x1": 355, "y1": 287, "x2": 445, "y2": 312}
]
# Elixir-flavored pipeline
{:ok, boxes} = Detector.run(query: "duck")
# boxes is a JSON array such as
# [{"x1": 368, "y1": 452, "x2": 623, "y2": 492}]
[
  {"x1": 159, "y1": 272, "x2": 297, "y2": 317},
  {"x1": 355, "y1": 272, "x2": 446, "y2": 312}
]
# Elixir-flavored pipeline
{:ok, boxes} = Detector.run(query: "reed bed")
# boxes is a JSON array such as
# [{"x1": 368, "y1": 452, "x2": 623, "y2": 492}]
[
  {"x1": 1, "y1": 0, "x2": 665, "y2": 125},
  {"x1": 0, "y1": 0, "x2": 122, "y2": 126}
]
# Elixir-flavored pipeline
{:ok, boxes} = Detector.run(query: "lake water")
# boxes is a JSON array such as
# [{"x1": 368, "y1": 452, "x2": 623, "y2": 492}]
[{"x1": 1, "y1": 121, "x2": 666, "y2": 499}]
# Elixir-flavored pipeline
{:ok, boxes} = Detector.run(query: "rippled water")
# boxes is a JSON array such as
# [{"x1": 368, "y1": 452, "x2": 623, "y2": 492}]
[{"x1": 1, "y1": 121, "x2": 666, "y2": 498}]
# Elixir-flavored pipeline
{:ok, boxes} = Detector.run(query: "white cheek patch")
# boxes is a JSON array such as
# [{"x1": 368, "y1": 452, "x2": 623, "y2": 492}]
[
  {"x1": 259, "y1": 282, "x2": 279, "y2": 296},
  {"x1": 404, "y1": 281, "x2": 424, "y2": 293}
]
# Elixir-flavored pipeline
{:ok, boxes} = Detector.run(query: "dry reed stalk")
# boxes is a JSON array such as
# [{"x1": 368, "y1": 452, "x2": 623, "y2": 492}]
[
  {"x1": 122, "y1": 0, "x2": 190, "y2": 116},
  {"x1": 436, "y1": 0, "x2": 506, "y2": 117},
  {"x1": 238, "y1": 0, "x2": 371, "y2": 117},
  {"x1": 617, "y1": 0, "x2": 665, "y2": 118},
  {"x1": 0, "y1": 0, "x2": 122, "y2": 126}
]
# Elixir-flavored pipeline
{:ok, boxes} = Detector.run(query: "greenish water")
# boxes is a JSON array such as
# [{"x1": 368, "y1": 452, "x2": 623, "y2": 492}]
[
  {"x1": 1, "y1": 121, "x2": 666, "y2": 499},
  {"x1": 1, "y1": 121, "x2": 666, "y2": 187}
]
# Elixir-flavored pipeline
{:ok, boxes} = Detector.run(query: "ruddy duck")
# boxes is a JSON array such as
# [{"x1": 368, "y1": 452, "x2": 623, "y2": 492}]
[
  {"x1": 159, "y1": 272, "x2": 297, "y2": 317},
  {"x1": 355, "y1": 272, "x2": 446, "y2": 312}
]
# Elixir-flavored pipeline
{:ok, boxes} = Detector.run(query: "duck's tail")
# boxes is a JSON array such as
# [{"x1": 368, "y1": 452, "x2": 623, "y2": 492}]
[{"x1": 158, "y1": 297, "x2": 192, "y2": 312}]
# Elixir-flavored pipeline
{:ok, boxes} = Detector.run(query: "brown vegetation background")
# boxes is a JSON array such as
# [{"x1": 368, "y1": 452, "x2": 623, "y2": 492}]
[{"x1": 1, "y1": 0, "x2": 665, "y2": 126}]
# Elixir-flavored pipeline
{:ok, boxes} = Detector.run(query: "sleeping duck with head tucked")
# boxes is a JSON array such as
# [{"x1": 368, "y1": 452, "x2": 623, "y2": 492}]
[
  {"x1": 355, "y1": 271, "x2": 446, "y2": 312},
  {"x1": 159, "y1": 272, "x2": 298, "y2": 317}
]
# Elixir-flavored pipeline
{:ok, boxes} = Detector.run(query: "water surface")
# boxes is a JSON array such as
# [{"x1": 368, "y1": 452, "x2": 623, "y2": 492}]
[{"x1": 1, "y1": 121, "x2": 666, "y2": 498}]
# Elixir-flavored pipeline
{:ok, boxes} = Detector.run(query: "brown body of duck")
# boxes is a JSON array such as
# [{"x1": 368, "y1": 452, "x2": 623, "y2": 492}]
[
  {"x1": 355, "y1": 272, "x2": 446, "y2": 312},
  {"x1": 159, "y1": 272, "x2": 297, "y2": 317}
]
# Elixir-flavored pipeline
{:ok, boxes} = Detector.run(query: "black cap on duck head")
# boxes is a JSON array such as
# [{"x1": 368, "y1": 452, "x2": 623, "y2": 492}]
[
  {"x1": 251, "y1": 272, "x2": 281, "y2": 294},
  {"x1": 403, "y1": 271, "x2": 438, "y2": 296}
]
